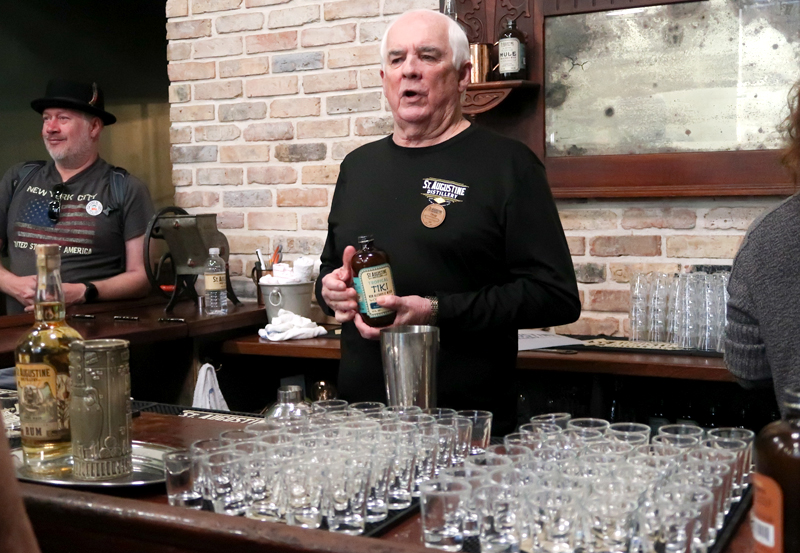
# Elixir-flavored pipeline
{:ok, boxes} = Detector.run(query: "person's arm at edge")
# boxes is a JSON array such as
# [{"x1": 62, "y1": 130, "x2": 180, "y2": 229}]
[
  {"x1": 61, "y1": 235, "x2": 151, "y2": 306},
  {"x1": 0, "y1": 425, "x2": 42, "y2": 553},
  {"x1": 723, "y1": 249, "x2": 773, "y2": 387},
  {"x1": 0, "y1": 240, "x2": 37, "y2": 309}
]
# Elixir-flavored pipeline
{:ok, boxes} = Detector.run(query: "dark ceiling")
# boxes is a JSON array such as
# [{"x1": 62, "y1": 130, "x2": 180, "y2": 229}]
[{"x1": 0, "y1": 0, "x2": 169, "y2": 108}]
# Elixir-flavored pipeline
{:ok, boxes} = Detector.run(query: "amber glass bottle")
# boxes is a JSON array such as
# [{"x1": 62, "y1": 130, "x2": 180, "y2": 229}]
[
  {"x1": 498, "y1": 18, "x2": 527, "y2": 80},
  {"x1": 752, "y1": 387, "x2": 800, "y2": 552},
  {"x1": 15, "y1": 244, "x2": 82, "y2": 475},
  {"x1": 351, "y1": 235, "x2": 396, "y2": 327}
]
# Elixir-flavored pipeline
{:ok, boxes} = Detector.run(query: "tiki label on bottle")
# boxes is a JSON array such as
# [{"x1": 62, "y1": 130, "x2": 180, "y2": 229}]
[
  {"x1": 353, "y1": 264, "x2": 395, "y2": 318},
  {"x1": 753, "y1": 472, "x2": 783, "y2": 552},
  {"x1": 16, "y1": 363, "x2": 70, "y2": 441},
  {"x1": 205, "y1": 273, "x2": 227, "y2": 291}
]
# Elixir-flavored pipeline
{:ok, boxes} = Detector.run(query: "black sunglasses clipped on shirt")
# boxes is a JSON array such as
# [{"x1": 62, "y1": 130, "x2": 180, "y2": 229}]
[{"x1": 48, "y1": 184, "x2": 69, "y2": 223}]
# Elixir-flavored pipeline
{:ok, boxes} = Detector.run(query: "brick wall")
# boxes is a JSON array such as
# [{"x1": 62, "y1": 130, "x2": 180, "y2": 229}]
[
  {"x1": 166, "y1": 0, "x2": 437, "y2": 312},
  {"x1": 555, "y1": 197, "x2": 780, "y2": 336},
  {"x1": 165, "y1": 0, "x2": 784, "y2": 331}
]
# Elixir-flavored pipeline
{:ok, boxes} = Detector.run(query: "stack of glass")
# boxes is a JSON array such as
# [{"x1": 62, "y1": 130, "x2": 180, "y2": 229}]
[{"x1": 629, "y1": 271, "x2": 730, "y2": 351}]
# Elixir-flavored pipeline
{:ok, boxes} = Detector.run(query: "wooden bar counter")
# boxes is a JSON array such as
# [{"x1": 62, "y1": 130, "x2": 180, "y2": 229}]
[
  {"x1": 1, "y1": 297, "x2": 267, "y2": 365},
  {"x1": 18, "y1": 412, "x2": 756, "y2": 553},
  {"x1": 221, "y1": 334, "x2": 734, "y2": 382}
]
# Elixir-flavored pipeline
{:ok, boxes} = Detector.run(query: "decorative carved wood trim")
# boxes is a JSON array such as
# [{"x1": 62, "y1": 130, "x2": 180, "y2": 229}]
[
  {"x1": 463, "y1": 80, "x2": 539, "y2": 115},
  {"x1": 464, "y1": 89, "x2": 510, "y2": 114},
  {"x1": 541, "y1": 0, "x2": 704, "y2": 16},
  {"x1": 460, "y1": 0, "x2": 487, "y2": 43}
]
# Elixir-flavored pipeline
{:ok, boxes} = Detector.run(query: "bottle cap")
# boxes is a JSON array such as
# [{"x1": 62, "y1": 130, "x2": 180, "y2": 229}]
[
  {"x1": 209, "y1": 247, "x2": 220, "y2": 255},
  {"x1": 357, "y1": 235, "x2": 374, "y2": 243},
  {"x1": 278, "y1": 385, "x2": 304, "y2": 404},
  {"x1": 505, "y1": 18, "x2": 515, "y2": 28},
  {"x1": 35, "y1": 244, "x2": 61, "y2": 269}
]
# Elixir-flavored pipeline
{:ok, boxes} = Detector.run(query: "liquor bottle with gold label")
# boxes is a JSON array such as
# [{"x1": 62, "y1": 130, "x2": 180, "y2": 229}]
[
  {"x1": 351, "y1": 235, "x2": 397, "y2": 327},
  {"x1": 752, "y1": 386, "x2": 800, "y2": 553},
  {"x1": 15, "y1": 244, "x2": 82, "y2": 475}
]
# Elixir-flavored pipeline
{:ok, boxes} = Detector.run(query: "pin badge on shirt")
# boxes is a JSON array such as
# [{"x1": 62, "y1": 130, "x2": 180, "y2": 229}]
[
  {"x1": 421, "y1": 204, "x2": 446, "y2": 228},
  {"x1": 86, "y1": 200, "x2": 103, "y2": 216},
  {"x1": 420, "y1": 177, "x2": 468, "y2": 228}
]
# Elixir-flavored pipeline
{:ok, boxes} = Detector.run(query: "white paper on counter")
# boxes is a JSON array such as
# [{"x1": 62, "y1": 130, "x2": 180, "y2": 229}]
[{"x1": 518, "y1": 330, "x2": 585, "y2": 351}]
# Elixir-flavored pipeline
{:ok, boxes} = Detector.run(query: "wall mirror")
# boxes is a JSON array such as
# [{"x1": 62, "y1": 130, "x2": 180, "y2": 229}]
[{"x1": 532, "y1": 0, "x2": 800, "y2": 197}]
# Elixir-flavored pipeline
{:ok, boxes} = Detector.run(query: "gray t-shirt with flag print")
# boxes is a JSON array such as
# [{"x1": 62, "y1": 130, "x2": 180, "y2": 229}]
[{"x1": 0, "y1": 157, "x2": 154, "y2": 314}]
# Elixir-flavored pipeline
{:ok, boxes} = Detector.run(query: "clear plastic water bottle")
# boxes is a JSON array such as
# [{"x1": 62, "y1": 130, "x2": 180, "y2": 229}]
[{"x1": 204, "y1": 247, "x2": 227, "y2": 315}]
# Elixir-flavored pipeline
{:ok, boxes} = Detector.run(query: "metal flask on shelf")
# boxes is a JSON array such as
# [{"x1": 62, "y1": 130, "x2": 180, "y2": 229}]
[
  {"x1": 69, "y1": 339, "x2": 132, "y2": 481},
  {"x1": 380, "y1": 325, "x2": 439, "y2": 409}
]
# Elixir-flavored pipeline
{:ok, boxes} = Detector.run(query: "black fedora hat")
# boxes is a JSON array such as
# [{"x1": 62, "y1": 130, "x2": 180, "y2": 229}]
[{"x1": 31, "y1": 79, "x2": 116, "y2": 125}]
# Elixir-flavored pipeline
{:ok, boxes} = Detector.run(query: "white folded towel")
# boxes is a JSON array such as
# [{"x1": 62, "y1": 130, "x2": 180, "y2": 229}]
[
  {"x1": 258, "y1": 309, "x2": 327, "y2": 341},
  {"x1": 260, "y1": 274, "x2": 303, "y2": 285},
  {"x1": 192, "y1": 363, "x2": 230, "y2": 411}
]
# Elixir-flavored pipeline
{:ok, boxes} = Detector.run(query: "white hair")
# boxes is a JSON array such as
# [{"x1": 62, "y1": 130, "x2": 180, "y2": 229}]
[{"x1": 380, "y1": 9, "x2": 470, "y2": 71}]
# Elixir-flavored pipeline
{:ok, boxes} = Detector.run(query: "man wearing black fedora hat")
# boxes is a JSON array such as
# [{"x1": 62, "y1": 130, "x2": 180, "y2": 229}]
[{"x1": 0, "y1": 79, "x2": 154, "y2": 314}]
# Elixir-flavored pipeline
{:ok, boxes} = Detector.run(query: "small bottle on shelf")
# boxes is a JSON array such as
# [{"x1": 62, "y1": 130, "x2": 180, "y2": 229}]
[
  {"x1": 351, "y1": 235, "x2": 397, "y2": 327},
  {"x1": 498, "y1": 18, "x2": 527, "y2": 81},
  {"x1": 15, "y1": 244, "x2": 83, "y2": 475},
  {"x1": 204, "y1": 248, "x2": 228, "y2": 316}
]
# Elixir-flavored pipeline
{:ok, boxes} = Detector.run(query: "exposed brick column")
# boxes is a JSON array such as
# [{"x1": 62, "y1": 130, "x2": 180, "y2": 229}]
[{"x1": 166, "y1": 0, "x2": 436, "y2": 305}]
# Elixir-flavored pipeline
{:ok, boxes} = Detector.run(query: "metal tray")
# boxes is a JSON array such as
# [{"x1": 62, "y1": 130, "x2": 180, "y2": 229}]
[{"x1": 13, "y1": 440, "x2": 173, "y2": 488}]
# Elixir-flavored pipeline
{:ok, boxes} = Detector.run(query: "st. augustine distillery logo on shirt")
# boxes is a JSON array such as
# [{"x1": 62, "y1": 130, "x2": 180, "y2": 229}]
[{"x1": 420, "y1": 178, "x2": 468, "y2": 206}]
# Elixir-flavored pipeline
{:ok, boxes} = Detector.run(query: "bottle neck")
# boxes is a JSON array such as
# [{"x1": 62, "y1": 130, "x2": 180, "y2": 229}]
[
  {"x1": 784, "y1": 404, "x2": 800, "y2": 421},
  {"x1": 783, "y1": 388, "x2": 800, "y2": 420},
  {"x1": 442, "y1": 0, "x2": 457, "y2": 20},
  {"x1": 34, "y1": 263, "x2": 66, "y2": 323},
  {"x1": 359, "y1": 240, "x2": 374, "y2": 251}
]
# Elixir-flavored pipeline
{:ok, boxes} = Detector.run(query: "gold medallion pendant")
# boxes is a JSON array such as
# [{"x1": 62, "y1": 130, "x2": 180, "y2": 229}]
[{"x1": 421, "y1": 204, "x2": 446, "y2": 228}]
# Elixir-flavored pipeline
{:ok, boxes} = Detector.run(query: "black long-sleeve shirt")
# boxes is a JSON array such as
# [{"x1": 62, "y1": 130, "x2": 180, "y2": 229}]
[{"x1": 316, "y1": 125, "x2": 580, "y2": 432}]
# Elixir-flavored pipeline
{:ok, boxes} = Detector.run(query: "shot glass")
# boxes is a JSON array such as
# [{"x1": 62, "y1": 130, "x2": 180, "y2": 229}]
[
  {"x1": 442, "y1": 415, "x2": 473, "y2": 467},
  {"x1": 424, "y1": 407, "x2": 458, "y2": 420},
  {"x1": 607, "y1": 422, "x2": 651, "y2": 444},
  {"x1": 707, "y1": 427, "x2": 755, "y2": 484},
  {"x1": 219, "y1": 429, "x2": 260, "y2": 445},
  {"x1": 659, "y1": 424, "x2": 704, "y2": 439},
  {"x1": 201, "y1": 449, "x2": 249, "y2": 516},
  {"x1": 324, "y1": 450, "x2": 371, "y2": 535},
  {"x1": 164, "y1": 450, "x2": 203, "y2": 509},
  {"x1": 283, "y1": 453, "x2": 326, "y2": 529},
  {"x1": 473, "y1": 484, "x2": 521, "y2": 553},
  {"x1": 440, "y1": 466, "x2": 489, "y2": 537},
  {"x1": 311, "y1": 399, "x2": 349, "y2": 413},
  {"x1": 366, "y1": 448, "x2": 393, "y2": 523},
  {"x1": 457, "y1": 410, "x2": 493, "y2": 455},
  {"x1": 566, "y1": 417, "x2": 610, "y2": 434},
  {"x1": 582, "y1": 495, "x2": 639, "y2": 553},
  {"x1": 527, "y1": 489, "x2": 581, "y2": 553},
  {"x1": 348, "y1": 401, "x2": 386, "y2": 414},
  {"x1": 529, "y1": 412, "x2": 571, "y2": 430},
  {"x1": 518, "y1": 422, "x2": 562, "y2": 437},
  {"x1": 419, "y1": 479, "x2": 472, "y2": 551}
]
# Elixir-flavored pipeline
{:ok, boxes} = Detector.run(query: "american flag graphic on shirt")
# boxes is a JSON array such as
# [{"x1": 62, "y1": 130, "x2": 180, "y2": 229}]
[{"x1": 15, "y1": 195, "x2": 96, "y2": 248}]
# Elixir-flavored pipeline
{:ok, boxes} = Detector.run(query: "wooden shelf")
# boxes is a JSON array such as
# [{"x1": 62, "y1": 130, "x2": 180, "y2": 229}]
[{"x1": 463, "y1": 80, "x2": 540, "y2": 115}]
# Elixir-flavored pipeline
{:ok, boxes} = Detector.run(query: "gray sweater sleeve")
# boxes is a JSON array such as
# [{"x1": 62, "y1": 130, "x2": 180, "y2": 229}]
[{"x1": 723, "y1": 239, "x2": 772, "y2": 384}]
